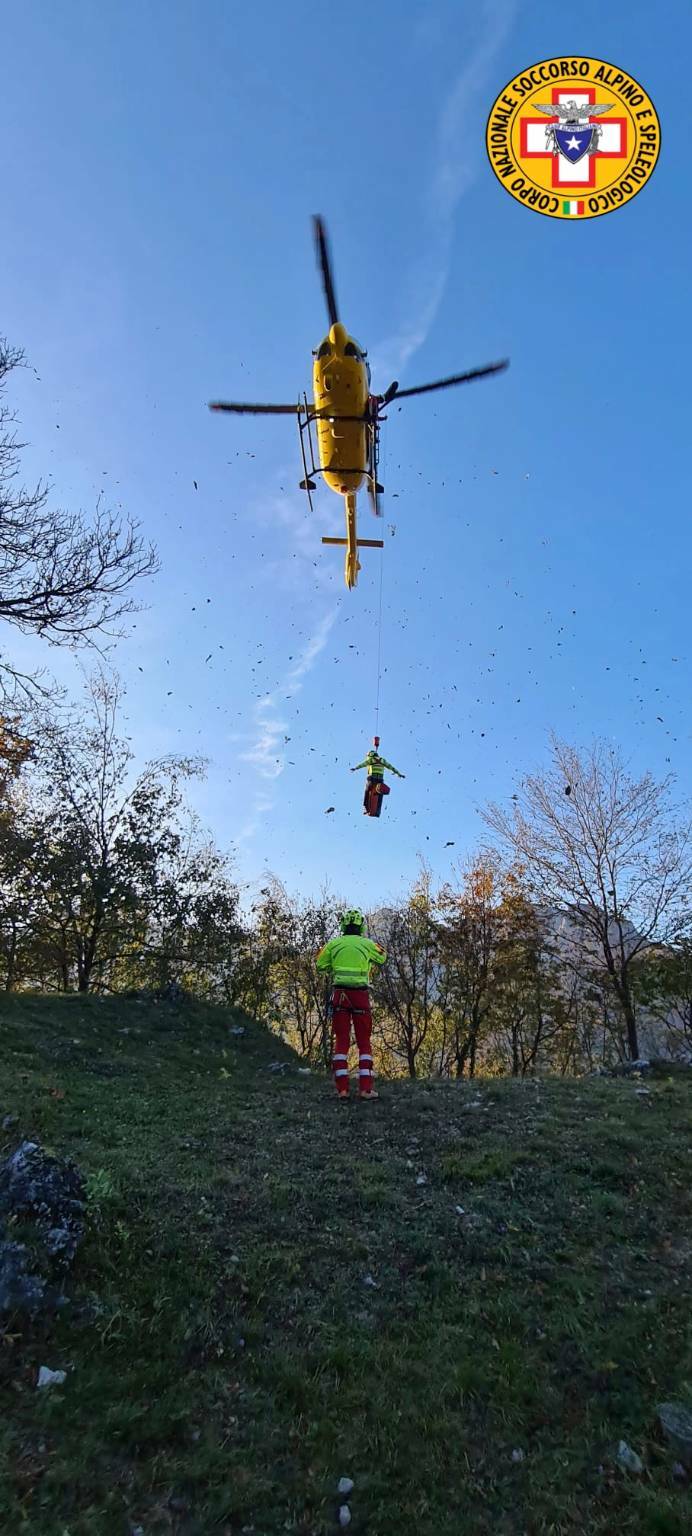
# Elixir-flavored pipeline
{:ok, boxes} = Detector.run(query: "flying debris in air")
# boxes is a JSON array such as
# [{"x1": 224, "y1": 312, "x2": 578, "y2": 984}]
[{"x1": 324, "y1": 806, "x2": 335, "y2": 814}]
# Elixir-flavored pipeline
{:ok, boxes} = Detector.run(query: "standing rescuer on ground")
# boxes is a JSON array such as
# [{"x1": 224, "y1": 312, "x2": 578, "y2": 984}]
[{"x1": 316, "y1": 909, "x2": 386, "y2": 1101}]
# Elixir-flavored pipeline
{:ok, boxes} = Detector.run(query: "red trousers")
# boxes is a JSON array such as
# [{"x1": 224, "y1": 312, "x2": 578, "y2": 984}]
[{"x1": 331, "y1": 987, "x2": 374, "y2": 1096}]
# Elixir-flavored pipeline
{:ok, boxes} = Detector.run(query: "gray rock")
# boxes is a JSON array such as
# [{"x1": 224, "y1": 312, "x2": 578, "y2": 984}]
[
  {"x1": 616, "y1": 1440, "x2": 643, "y2": 1474},
  {"x1": 1, "y1": 1141, "x2": 85, "y2": 1266},
  {"x1": 672, "y1": 1462, "x2": 688, "y2": 1482},
  {"x1": 337, "y1": 1477, "x2": 354, "y2": 1496},
  {"x1": 338, "y1": 1507, "x2": 351, "y2": 1528},
  {"x1": 229, "y1": 1026, "x2": 246, "y2": 1037},
  {"x1": 511, "y1": 1448, "x2": 525, "y2": 1463},
  {"x1": 2, "y1": 1114, "x2": 18, "y2": 1131},
  {"x1": 657, "y1": 1402, "x2": 692, "y2": 1468},
  {"x1": 0, "y1": 1140, "x2": 86, "y2": 1315},
  {"x1": 0, "y1": 1242, "x2": 61, "y2": 1313}
]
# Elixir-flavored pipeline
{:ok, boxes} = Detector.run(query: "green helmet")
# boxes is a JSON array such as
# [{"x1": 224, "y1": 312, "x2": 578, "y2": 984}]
[{"x1": 341, "y1": 908, "x2": 365, "y2": 934}]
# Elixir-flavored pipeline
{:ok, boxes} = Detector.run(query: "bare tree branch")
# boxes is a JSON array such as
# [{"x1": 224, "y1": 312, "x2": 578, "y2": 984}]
[
  {"x1": 0, "y1": 339, "x2": 159, "y2": 701},
  {"x1": 484, "y1": 737, "x2": 692, "y2": 1059}
]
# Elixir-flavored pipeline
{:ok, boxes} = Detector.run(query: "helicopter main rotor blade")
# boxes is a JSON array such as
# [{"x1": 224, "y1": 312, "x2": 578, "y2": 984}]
[
  {"x1": 393, "y1": 359, "x2": 509, "y2": 400},
  {"x1": 313, "y1": 215, "x2": 339, "y2": 329},
  {"x1": 209, "y1": 401, "x2": 300, "y2": 415}
]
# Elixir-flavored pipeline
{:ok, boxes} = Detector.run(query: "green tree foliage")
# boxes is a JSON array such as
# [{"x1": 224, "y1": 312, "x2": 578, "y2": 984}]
[
  {"x1": 483, "y1": 876, "x2": 567, "y2": 1076},
  {"x1": 235, "y1": 880, "x2": 341, "y2": 1065},
  {"x1": 0, "y1": 714, "x2": 34, "y2": 793},
  {"x1": 370, "y1": 872, "x2": 445, "y2": 1078},
  {"x1": 435, "y1": 861, "x2": 603, "y2": 1078},
  {"x1": 0, "y1": 793, "x2": 49, "y2": 991},
  {"x1": 631, "y1": 935, "x2": 692, "y2": 1059},
  {"x1": 0, "y1": 671, "x2": 243, "y2": 994},
  {"x1": 436, "y1": 857, "x2": 500, "y2": 1078}
]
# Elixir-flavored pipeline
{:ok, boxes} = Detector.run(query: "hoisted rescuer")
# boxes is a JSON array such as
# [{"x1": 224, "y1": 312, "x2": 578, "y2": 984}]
[
  {"x1": 316, "y1": 910, "x2": 386, "y2": 1101},
  {"x1": 351, "y1": 736, "x2": 405, "y2": 814}
]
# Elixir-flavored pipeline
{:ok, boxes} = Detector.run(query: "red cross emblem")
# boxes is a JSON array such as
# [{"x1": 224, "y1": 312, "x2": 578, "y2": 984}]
[{"x1": 520, "y1": 87, "x2": 628, "y2": 189}]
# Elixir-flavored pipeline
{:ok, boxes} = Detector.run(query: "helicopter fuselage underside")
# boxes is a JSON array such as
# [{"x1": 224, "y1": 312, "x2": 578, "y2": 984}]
[{"x1": 312, "y1": 344, "x2": 369, "y2": 495}]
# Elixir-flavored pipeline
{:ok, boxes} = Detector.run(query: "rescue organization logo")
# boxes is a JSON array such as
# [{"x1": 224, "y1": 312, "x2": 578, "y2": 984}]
[{"x1": 486, "y1": 56, "x2": 660, "y2": 219}]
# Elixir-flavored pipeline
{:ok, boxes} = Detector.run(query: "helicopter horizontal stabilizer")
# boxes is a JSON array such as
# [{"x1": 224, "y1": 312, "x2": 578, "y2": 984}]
[{"x1": 321, "y1": 537, "x2": 384, "y2": 549}]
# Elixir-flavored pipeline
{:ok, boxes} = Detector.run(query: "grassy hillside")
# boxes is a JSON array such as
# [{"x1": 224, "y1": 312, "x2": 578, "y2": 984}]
[{"x1": 1, "y1": 995, "x2": 691, "y2": 1536}]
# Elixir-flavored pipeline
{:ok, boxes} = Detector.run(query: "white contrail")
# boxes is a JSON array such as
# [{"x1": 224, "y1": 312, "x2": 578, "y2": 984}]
[
  {"x1": 239, "y1": 608, "x2": 337, "y2": 778},
  {"x1": 371, "y1": 0, "x2": 516, "y2": 383},
  {"x1": 237, "y1": 606, "x2": 339, "y2": 838}
]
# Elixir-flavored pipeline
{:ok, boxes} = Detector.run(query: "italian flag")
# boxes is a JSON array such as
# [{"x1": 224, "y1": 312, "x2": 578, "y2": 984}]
[{"x1": 562, "y1": 199, "x2": 585, "y2": 217}]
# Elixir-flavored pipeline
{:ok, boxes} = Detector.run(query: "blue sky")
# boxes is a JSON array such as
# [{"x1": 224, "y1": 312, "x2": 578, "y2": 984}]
[{"x1": 3, "y1": 0, "x2": 691, "y2": 908}]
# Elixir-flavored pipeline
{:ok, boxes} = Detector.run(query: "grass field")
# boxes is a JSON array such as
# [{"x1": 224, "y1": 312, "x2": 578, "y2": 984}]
[{"x1": 1, "y1": 994, "x2": 691, "y2": 1535}]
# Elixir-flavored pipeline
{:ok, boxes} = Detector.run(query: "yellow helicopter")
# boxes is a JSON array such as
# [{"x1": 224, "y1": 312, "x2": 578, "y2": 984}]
[{"x1": 210, "y1": 218, "x2": 508, "y2": 590}]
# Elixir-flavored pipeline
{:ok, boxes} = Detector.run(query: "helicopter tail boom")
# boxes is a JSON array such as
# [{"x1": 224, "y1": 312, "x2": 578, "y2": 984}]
[{"x1": 320, "y1": 490, "x2": 383, "y2": 590}]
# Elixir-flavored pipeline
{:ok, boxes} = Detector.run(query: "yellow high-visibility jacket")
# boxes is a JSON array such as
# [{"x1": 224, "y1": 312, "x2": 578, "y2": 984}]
[
  {"x1": 352, "y1": 750, "x2": 403, "y2": 781},
  {"x1": 316, "y1": 932, "x2": 387, "y2": 987}
]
